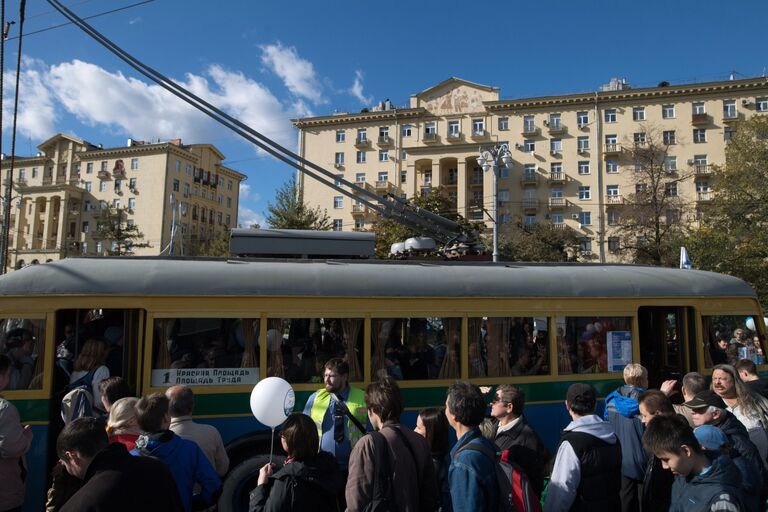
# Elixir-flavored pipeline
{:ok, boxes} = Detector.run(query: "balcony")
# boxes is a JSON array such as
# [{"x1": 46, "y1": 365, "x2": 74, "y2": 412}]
[
  {"x1": 56, "y1": 175, "x2": 67, "y2": 185},
  {"x1": 97, "y1": 170, "x2": 111, "y2": 180},
  {"x1": 549, "y1": 172, "x2": 566, "y2": 184},
  {"x1": 352, "y1": 182, "x2": 374, "y2": 194},
  {"x1": 521, "y1": 173, "x2": 538, "y2": 185},
  {"x1": 604, "y1": 143, "x2": 622, "y2": 156},
  {"x1": 354, "y1": 137, "x2": 370, "y2": 149},
  {"x1": 377, "y1": 135, "x2": 392, "y2": 146},
  {"x1": 446, "y1": 132, "x2": 462, "y2": 142},
  {"x1": 694, "y1": 164, "x2": 714, "y2": 176},
  {"x1": 606, "y1": 195, "x2": 623, "y2": 205},
  {"x1": 697, "y1": 191, "x2": 712, "y2": 202},
  {"x1": 521, "y1": 125, "x2": 539, "y2": 137},
  {"x1": 691, "y1": 113, "x2": 711, "y2": 125},
  {"x1": 522, "y1": 199, "x2": 539, "y2": 210},
  {"x1": 552, "y1": 222, "x2": 566, "y2": 229},
  {"x1": 548, "y1": 197, "x2": 566, "y2": 209},
  {"x1": 470, "y1": 130, "x2": 489, "y2": 140},
  {"x1": 113, "y1": 169, "x2": 126, "y2": 180},
  {"x1": 547, "y1": 122, "x2": 567, "y2": 135},
  {"x1": 374, "y1": 180, "x2": 394, "y2": 193},
  {"x1": 42, "y1": 176, "x2": 53, "y2": 185},
  {"x1": 423, "y1": 132, "x2": 438, "y2": 143},
  {"x1": 351, "y1": 204, "x2": 368, "y2": 216}
]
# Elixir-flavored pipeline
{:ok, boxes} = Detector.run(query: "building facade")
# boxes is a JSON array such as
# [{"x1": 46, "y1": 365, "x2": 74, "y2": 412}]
[
  {"x1": 293, "y1": 76, "x2": 768, "y2": 261},
  {"x1": 0, "y1": 133, "x2": 246, "y2": 271}
]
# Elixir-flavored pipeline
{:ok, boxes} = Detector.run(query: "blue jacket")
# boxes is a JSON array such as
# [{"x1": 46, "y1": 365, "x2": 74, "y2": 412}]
[
  {"x1": 449, "y1": 428, "x2": 499, "y2": 512},
  {"x1": 604, "y1": 385, "x2": 647, "y2": 481},
  {"x1": 132, "y1": 430, "x2": 221, "y2": 512},
  {"x1": 669, "y1": 455, "x2": 743, "y2": 512}
]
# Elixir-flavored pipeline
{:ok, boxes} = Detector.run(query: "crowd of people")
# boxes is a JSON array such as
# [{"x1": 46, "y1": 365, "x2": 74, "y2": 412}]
[{"x1": 5, "y1": 350, "x2": 768, "y2": 511}]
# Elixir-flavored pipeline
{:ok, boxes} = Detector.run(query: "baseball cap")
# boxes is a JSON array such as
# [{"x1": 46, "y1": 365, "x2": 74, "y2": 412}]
[
  {"x1": 694, "y1": 425, "x2": 728, "y2": 451},
  {"x1": 683, "y1": 389, "x2": 726, "y2": 410},
  {"x1": 567, "y1": 383, "x2": 596, "y2": 405}
]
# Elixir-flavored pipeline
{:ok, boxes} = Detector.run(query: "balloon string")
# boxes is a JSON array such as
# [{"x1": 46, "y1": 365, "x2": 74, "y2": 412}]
[{"x1": 269, "y1": 427, "x2": 275, "y2": 465}]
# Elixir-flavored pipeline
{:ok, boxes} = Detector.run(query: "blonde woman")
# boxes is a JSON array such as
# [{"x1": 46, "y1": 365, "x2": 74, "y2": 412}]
[
  {"x1": 69, "y1": 338, "x2": 110, "y2": 413},
  {"x1": 107, "y1": 397, "x2": 140, "y2": 450}
]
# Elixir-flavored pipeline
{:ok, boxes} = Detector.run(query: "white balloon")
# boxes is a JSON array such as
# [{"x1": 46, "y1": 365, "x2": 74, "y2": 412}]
[
  {"x1": 585, "y1": 323, "x2": 595, "y2": 333},
  {"x1": 250, "y1": 377, "x2": 295, "y2": 428},
  {"x1": 764, "y1": 317, "x2": 768, "y2": 328},
  {"x1": 746, "y1": 317, "x2": 756, "y2": 331},
  {"x1": 594, "y1": 322, "x2": 603, "y2": 333}
]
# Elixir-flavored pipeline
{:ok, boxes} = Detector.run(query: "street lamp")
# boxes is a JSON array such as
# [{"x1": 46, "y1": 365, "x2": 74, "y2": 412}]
[{"x1": 476, "y1": 143, "x2": 513, "y2": 262}]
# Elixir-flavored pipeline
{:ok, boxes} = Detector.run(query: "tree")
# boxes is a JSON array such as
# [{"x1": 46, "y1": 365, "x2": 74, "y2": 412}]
[
  {"x1": 194, "y1": 228, "x2": 231, "y2": 257},
  {"x1": 93, "y1": 207, "x2": 150, "y2": 256},
  {"x1": 610, "y1": 125, "x2": 694, "y2": 266},
  {"x1": 687, "y1": 115, "x2": 768, "y2": 307},
  {"x1": 369, "y1": 187, "x2": 482, "y2": 258},
  {"x1": 499, "y1": 219, "x2": 582, "y2": 262},
  {"x1": 265, "y1": 178, "x2": 331, "y2": 230}
]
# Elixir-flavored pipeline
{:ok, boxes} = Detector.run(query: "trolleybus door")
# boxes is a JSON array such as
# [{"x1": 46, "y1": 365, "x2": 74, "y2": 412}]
[{"x1": 638, "y1": 306, "x2": 695, "y2": 388}]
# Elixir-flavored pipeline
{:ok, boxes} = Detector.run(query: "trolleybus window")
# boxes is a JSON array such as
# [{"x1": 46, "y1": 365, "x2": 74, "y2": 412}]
[
  {"x1": 702, "y1": 315, "x2": 765, "y2": 367},
  {"x1": 555, "y1": 316, "x2": 633, "y2": 374},
  {"x1": 372, "y1": 317, "x2": 460, "y2": 380},
  {"x1": 469, "y1": 317, "x2": 549, "y2": 378},
  {"x1": 151, "y1": 317, "x2": 260, "y2": 387},
  {"x1": 0, "y1": 318, "x2": 45, "y2": 390},
  {"x1": 266, "y1": 318, "x2": 364, "y2": 383}
]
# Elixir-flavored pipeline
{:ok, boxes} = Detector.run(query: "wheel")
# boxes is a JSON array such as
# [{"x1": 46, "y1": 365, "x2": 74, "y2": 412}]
[{"x1": 217, "y1": 454, "x2": 285, "y2": 512}]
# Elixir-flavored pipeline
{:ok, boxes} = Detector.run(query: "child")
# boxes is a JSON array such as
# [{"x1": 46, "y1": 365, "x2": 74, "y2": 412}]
[{"x1": 642, "y1": 414, "x2": 742, "y2": 512}]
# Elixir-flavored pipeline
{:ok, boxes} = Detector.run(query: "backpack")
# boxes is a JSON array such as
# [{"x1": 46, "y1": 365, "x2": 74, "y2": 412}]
[
  {"x1": 60, "y1": 369, "x2": 97, "y2": 424},
  {"x1": 364, "y1": 430, "x2": 394, "y2": 512},
  {"x1": 457, "y1": 441, "x2": 542, "y2": 512}
]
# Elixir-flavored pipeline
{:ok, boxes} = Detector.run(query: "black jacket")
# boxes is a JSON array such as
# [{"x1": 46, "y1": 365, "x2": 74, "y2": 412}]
[
  {"x1": 559, "y1": 430, "x2": 622, "y2": 512},
  {"x1": 640, "y1": 455, "x2": 673, "y2": 512},
  {"x1": 249, "y1": 451, "x2": 344, "y2": 512},
  {"x1": 60, "y1": 443, "x2": 183, "y2": 512},
  {"x1": 495, "y1": 415, "x2": 550, "y2": 497},
  {"x1": 718, "y1": 411, "x2": 767, "y2": 487}
]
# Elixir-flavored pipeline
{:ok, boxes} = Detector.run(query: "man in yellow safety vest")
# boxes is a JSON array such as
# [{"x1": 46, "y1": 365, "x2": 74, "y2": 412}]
[{"x1": 304, "y1": 358, "x2": 367, "y2": 472}]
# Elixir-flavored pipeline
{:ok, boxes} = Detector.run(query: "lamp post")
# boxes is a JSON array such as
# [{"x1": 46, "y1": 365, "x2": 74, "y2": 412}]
[{"x1": 476, "y1": 143, "x2": 513, "y2": 262}]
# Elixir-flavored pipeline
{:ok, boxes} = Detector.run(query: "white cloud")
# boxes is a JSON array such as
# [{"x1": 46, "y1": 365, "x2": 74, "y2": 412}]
[
  {"x1": 128, "y1": 17, "x2": 141, "y2": 25},
  {"x1": 259, "y1": 42, "x2": 325, "y2": 105},
  {"x1": 238, "y1": 183, "x2": 261, "y2": 202},
  {"x1": 3, "y1": 57, "x2": 58, "y2": 139},
  {"x1": 349, "y1": 70, "x2": 372, "y2": 105},
  {"x1": 238, "y1": 206, "x2": 265, "y2": 228}
]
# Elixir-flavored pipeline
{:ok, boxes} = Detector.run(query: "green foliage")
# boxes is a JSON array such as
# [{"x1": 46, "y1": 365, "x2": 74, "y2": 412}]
[
  {"x1": 93, "y1": 207, "x2": 150, "y2": 256},
  {"x1": 369, "y1": 187, "x2": 482, "y2": 257},
  {"x1": 265, "y1": 178, "x2": 331, "y2": 230},
  {"x1": 195, "y1": 228, "x2": 231, "y2": 257},
  {"x1": 499, "y1": 219, "x2": 582, "y2": 262},
  {"x1": 686, "y1": 116, "x2": 768, "y2": 307}
]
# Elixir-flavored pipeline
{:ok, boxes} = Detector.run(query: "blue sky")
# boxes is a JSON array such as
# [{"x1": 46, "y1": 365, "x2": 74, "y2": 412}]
[{"x1": 2, "y1": 0, "x2": 768, "y2": 226}]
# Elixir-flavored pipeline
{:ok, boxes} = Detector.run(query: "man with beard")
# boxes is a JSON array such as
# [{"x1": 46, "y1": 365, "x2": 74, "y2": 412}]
[{"x1": 304, "y1": 358, "x2": 368, "y2": 473}]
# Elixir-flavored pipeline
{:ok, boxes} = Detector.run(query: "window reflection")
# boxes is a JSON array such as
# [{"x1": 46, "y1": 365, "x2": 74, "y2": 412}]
[
  {"x1": 0, "y1": 318, "x2": 45, "y2": 390},
  {"x1": 702, "y1": 315, "x2": 765, "y2": 368},
  {"x1": 556, "y1": 316, "x2": 633, "y2": 374},
  {"x1": 469, "y1": 317, "x2": 549, "y2": 378}
]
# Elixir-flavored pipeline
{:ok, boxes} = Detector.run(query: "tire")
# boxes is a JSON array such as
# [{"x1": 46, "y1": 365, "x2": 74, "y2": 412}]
[{"x1": 217, "y1": 454, "x2": 285, "y2": 512}]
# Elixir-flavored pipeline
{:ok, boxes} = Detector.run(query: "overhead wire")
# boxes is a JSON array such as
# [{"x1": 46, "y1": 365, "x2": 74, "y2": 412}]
[
  {"x1": 0, "y1": 0, "x2": 7, "y2": 273},
  {"x1": 44, "y1": 0, "x2": 464, "y2": 246}
]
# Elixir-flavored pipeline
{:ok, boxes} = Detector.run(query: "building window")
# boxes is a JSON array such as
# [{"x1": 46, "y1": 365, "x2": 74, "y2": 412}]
[
  {"x1": 185, "y1": 164, "x2": 192, "y2": 176},
  {"x1": 84, "y1": 181, "x2": 92, "y2": 192},
  {"x1": 606, "y1": 160, "x2": 618, "y2": 173},
  {"x1": 607, "y1": 210, "x2": 619, "y2": 226},
  {"x1": 693, "y1": 102, "x2": 706, "y2": 115},
  {"x1": 577, "y1": 136, "x2": 589, "y2": 151},
  {"x1": 128, "y1": 198, "x2": 136, "y2": 209},
  {"x1": 424, "y1": 170, "x2": 432, "y2": 185},
  {"x1": 84, "y1": 200, "x2": 91, "y2": 211},
  {"x1": 723, "y1": 100, "x2": 737, "y2": 119},
  {"x1": 523, "y1": 214, "x2": 536, "y2": 226},
  {"x1": 402, "y1": 124, "x2": 412, "y2": 137},
  {"x1": 356, "y1": 151, "x2": 366, "y2": 163},
  {"x1": 472, "y1": 119, "x2": 484, "y2": 135},
  {"x1": 425, "y1": 122, "x2": 436, "y2": 135},
  {"x1": 355, "y1": 172, "x2": 366, "y2": 182},
  {"x1": 400, "y1": 170, "x2": 407, "y2": 183},
  {"x1": 550, "y1": 163, "x2": 562, "y2": 175},
  {"x1": 498, "y1": 117, "x2": 509, "y2": 131},
  {"x1": 82, "y1": 221, "x2": 89, "y2": 233},
  {"x1": 86, "y1": 162, "x2": 93, "y2": 174},
  {"x1": 578, "y1": 186, "x2": 591, "y2": 200},
  {"x1": 577, "y1": 111, "x2": 588, "y2": 126},
  {"x1": 336, "y1": 130, "x2": 345, "y2": 143},
  {"x1": 578, "y1": 212, "x2": 591, "y2": 225},
  {"x1": 182, "y1": 183, "x2": 189, "y2": 197},
  {"x1": 523, "y1": 115, "x2": 535, "y2": 132},
  {"x1": 226, "y1": 197, "x2": 232, "y2": 208},
  {"x1": 173, "y1": 179, "x2": 180, "y2": 192},
  {"x1": 663, "y1": 130, "x2": 676, "y2": 145},
  {"x1": 524, "y1": 140, "x2": 535, "y2": 153},
  {"x1": 113, "y1": 199, "x2": 121, "y2": 209},
  {"x1": 448, "y1": 120, "x2": 460, "y2": 136},
  {"x1": 379, "y1": 127, "x2": 389, "y2": 138},
  {"x1": 693, "y1": 129, "x2": 707, "y2": 143},
  {"x1": 499, "y1": 165, "x2": 509, "y2": 178},
  {"x1": 605, "y1": 134, "x2": 617, "y2": 145},
  {"x1": 632, "y1": 107, "x2": 645, "y2": 121},
  {"x1": 354, "y1": 219, "x2": 365, "y2": 230},
  {"x1": 696, "y1": 180, "x2": 710, "y2": 192},
  {"x1": 636, "y1": 183, "x2": 647, "y2": 193},
  {"x1": 757, "y1": 97, "x2": 768, "y2": 112},
  {"x1": 551, "y1": 213, "x2": 564, "y2": 224},
  {"x1": 604, "y1": 109, "x2": 617, "y2": 123},
  {"x1": 225, "y1": 214, "x2": 231, "y2": 226},
  {"x1": 608, "y1": 237, "x2": 620, "y2": 252},
  {"x1": 378, "y1": 171, "x2": 388, "y2": 182},
  {"x1": 549, "y1": 113, "x2": 561, "y2": 129},
  {"x1": 401, "y1": 150, "x2": 407, "y2": 161},
  {"x1": 333, "y1": 196, "x2": 343, "y2": 209},
  {"x1": 662, "y1": 104, "x2": 675, "y2": 119},
  {"x1": 228, "y1": 180, "x2": 233, "y2": 191},
  {"x1": 633, "y1": 132, "x2": 646, "y2": 145},
  {"x1": 379, "y1": 150, "x2": 389, "y2": 162},
  {"x1": 550, "y1": 138, "x2": 562, "y2": 152},
  {"x1": 356, "y1": 128, "x2": 367, "y2": 142},
  {"x1": 101, "y1": 161, "x2": 108, "y2": 172},
  {"x1": 578, "y1": 161, "x2": 590, "y2": 174},
  {"x1": 99, "y1": 181, "x2": 107, "y2": 192},
  {"x1": 29, "y1": 168, "x2": 36, "y2": 178},
  {"x1": 333, "y1": 219, "x2": 343, "y2": 231},
  {"x1": 694, "y1": 154, "x2": 708, "y2": 165},
  {"x1": 335, "y1": 152, "x2": 344, "y2": 165},
  {"x1": 606, "y1": 185, "x2": 619, "y2": 197},
  {"x1": 724, "y1": 127, "x2": 736, "y2": 142},
  {"x1": 664, "y1": 156, "x2": 677, "y2": 172},
  {"x1": 665, "y1": 183, "x2": 678, "y2": 197},
  {"x1": 96, "y1": 241, "x2": 103, "y2": 254},
  {"x1": 131, "y1": 158, "x2": 139, "y2": 171}
]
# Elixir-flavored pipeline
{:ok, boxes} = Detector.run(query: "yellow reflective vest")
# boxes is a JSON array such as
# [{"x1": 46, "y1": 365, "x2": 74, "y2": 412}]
[{"x1": 308, "y1": 386, "x2": 367, "y2": 448}]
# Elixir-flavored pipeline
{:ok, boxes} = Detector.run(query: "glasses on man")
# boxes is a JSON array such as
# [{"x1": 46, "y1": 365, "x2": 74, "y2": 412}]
[{"x1": 490, "y1": 395, "x2": 509, "y2": 404}]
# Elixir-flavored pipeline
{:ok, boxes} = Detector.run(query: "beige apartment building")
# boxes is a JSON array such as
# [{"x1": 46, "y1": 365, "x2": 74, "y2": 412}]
[
  {"x1": 293, "y1": 76, "x2": 768, "y2": 261},
  {"x1": 0, "y1": 133, "x2": 246, "y2": 271}
]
